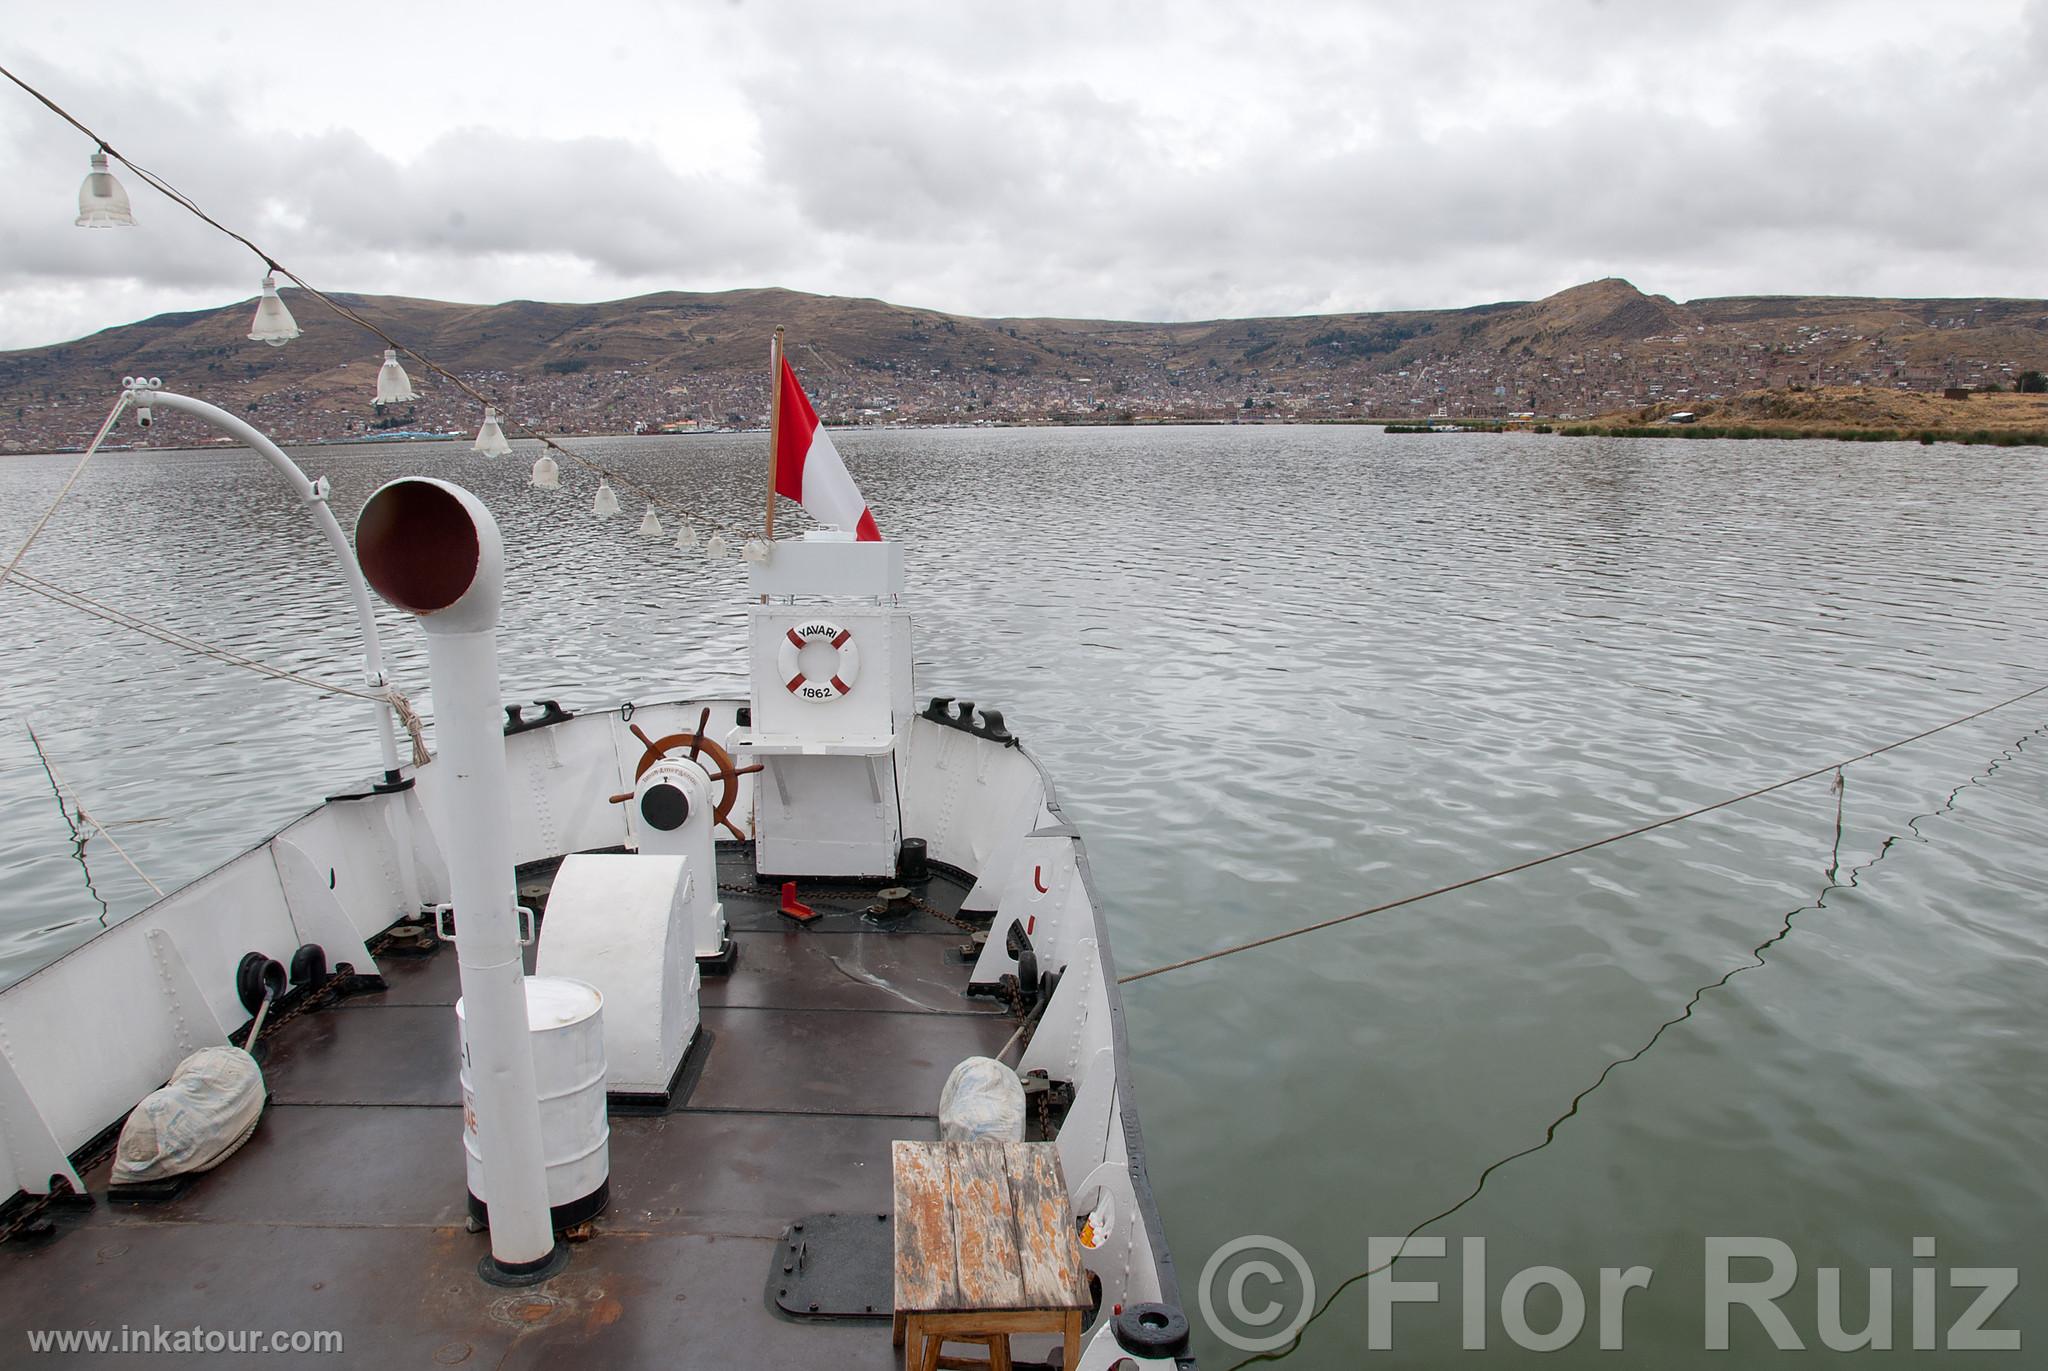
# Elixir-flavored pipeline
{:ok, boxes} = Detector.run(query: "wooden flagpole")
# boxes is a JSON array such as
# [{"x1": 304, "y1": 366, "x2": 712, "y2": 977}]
[{"x1": 765, "y1": 325, "x2": 785, "y2": 540}]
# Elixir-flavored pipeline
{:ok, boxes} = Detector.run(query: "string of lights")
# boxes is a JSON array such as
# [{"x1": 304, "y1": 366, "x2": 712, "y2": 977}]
[{"x1": 1, "y1": 59, "x2": 761, "y2": 551}]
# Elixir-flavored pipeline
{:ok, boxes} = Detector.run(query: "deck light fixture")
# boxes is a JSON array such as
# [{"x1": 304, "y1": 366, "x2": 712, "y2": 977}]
[
  {"x1": 374, "y1": 349, "x2": 416, "y2": 405},
  {"x1": 247, "y1": 273, "x2": 300, "y2": 347},
  {"x1": 673, "y1": 520, "x2": 698, "y2": 551},
  {"x1": 592, "y1": 481, "x2": 620, "y2": 517},
  {"x1": 530, "y1": 454, "x2": 561, "y2": 489},
  {"x1": 704, "y1": 532, "x2": 729, "y2": 561},
  {"x1": 637, "y1": 504, "x2": 664, "y2": 537},
  {"x1": 76, "y1": 150, "x2": 135, "y2": 227},
  {"x1": 474, "y1": 407, "x2": 512, "y2": 456}
]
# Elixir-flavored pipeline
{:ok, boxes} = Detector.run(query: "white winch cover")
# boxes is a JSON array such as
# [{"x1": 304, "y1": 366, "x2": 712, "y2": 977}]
[
  {"x1": 110, "y1": 1046, "x2": 266, "y2": 1185},
  {"x1": 937, "y1": 1056, "x2": 1025, "y2": 1143}
]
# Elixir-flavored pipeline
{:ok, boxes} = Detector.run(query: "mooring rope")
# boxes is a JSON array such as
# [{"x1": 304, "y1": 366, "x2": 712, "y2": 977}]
[
  {"x1": 5, "y1": 566, "x2": 431, "y2": 766},
  {"x1": 0, "y1": 381, "x2": 433, "y2": 766},
  {"x1": 0, "y1": 60, "x2": 747, "y2": 542},
  {"x1": 1119, "y1": 678, "x2": 2048, "y2": 984},
  {"x1": 0, "y1": 394, "x2": 130, "y2": 595},
  {"x1": 1220, "y1": 719, "x2": 2048, "y2": 1369}
]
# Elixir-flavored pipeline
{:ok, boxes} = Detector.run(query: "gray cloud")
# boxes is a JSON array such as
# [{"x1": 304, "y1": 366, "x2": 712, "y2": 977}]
[{"x1": 2, "y1": 0, "x2": 2044, "y2": 350}]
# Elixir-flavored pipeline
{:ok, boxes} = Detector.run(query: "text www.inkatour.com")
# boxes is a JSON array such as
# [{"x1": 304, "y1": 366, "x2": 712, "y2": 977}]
[{"x1": 26, "y1": 1326, "x2": 343, "y2": 1355}]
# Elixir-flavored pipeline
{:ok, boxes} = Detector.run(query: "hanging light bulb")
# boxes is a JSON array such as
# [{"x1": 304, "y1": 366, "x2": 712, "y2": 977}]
[
  {"x1": 592, "y1": 481, "x2": 621, "y2": 517},
  {"x1": 474, "y1": 407, "x2": 512, "y2": 456},
  {"x1": 247, "y1": 272, "x2": 300, "y2": 347},
  {"x1": 637, "y1": 504, "x2": 664, "y2": 537},
  {"x1": 742, "y1": 538, "x2": 771, "y2": 565},
  {"x1": 374, "y1": 349, "x2": 416, "y2": 405},
  {"x1": 75, "y1": 150, "x2": 135, "y2": 228},
  {"x1": 673, "y1": 520, "x2": 698, "y2": 551},
  {"x1": 530, "y1": 454, "x2": 561, "y2": 489},
  {"x1": 704, "y1": 532, "x2": 730, "y2": 561}
]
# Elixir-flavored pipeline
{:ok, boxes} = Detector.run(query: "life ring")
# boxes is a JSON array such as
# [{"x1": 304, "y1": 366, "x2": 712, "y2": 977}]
[{"x1": 777, "y1": 620, "x2": 861, "y2": 700}]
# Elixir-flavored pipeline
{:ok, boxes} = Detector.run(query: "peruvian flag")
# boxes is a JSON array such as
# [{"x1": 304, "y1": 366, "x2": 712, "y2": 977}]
[{"x1": 774, "y1": 356, "x2": 880, "y2": 541}]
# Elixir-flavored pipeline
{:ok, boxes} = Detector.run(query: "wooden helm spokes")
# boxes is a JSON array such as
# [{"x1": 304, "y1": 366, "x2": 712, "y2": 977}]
[{"x1": 607, "y1": 706, "x2": 762, "y2": 840}]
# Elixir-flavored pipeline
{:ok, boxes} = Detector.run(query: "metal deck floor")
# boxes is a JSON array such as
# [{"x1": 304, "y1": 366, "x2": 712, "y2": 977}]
[{"x1": 0, "y1": 852, "x2": 1017, "y2": 1368}]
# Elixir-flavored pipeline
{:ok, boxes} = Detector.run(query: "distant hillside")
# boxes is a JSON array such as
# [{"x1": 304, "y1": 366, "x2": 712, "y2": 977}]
[{"x1": 4, "y1": 279, "x2": 2046, "y2": 449}]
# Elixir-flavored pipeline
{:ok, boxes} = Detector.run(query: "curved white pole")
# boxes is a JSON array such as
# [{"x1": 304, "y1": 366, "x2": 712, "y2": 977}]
[{"x1": 129, "y1": 383, "x2": 404, "y2": 781}]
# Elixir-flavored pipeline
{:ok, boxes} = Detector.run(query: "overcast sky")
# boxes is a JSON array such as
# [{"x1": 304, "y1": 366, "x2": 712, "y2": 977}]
[{"x1": 2, "y1": 0, "x2": 2044, "y2": 351}]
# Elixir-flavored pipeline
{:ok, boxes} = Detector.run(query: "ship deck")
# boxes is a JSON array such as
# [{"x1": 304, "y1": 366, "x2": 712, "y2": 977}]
[{"x1": 0, "y1": 849, "x2": 1033, "y2": 1367}]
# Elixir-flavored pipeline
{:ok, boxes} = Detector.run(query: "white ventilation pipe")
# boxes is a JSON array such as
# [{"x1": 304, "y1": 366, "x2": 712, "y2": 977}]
[{"x1": 354, "y1": 477, "x2": 559, "y2": 1281}]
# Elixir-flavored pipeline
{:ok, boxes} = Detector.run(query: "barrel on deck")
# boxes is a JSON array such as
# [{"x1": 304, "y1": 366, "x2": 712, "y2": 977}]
[{"x1": 457, "y1": 976, "x2": 611, "y2": 1229}]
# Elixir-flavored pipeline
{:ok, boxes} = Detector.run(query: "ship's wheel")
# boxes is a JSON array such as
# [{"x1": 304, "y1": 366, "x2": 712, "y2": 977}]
[{"x1": 609, "y1": 707, "x2": 762, "y2": 839}]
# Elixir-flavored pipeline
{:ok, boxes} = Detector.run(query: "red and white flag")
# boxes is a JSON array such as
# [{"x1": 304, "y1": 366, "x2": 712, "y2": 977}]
[{"x1": 774, "y1": 356, "x2": 880, "y2": 541}]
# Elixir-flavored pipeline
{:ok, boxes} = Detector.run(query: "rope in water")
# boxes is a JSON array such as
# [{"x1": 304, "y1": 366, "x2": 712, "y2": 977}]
[
  {"x1": 1220, "y1": 718, "x2": 2048, "y2": 1369},
  {"x1": 0, "y1": 61, "x2": 748, "y2": 542},
  {"x1": 1118, "y1": 677, "x2": 2048, "y2": 984},
  {"x1": 5, "y1": 566, "x2": 431, "y2": 766},
  {"x1": 24, "y1": 724, "x2": 164, "y2": 897}
]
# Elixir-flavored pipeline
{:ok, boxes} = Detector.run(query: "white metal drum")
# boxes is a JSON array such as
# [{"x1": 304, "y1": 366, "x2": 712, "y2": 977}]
[{"x1": 457, "y1": 975, "x2": 610, "y2": 1225}]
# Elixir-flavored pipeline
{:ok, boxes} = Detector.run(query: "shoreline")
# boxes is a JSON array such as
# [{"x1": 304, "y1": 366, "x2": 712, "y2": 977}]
[
  {"x1": 12, "y1": 415, "x2": 2048, "y2": 458},
  {"x1": 1545, "y1": 422, "x2": 2048, "y2": 446}
]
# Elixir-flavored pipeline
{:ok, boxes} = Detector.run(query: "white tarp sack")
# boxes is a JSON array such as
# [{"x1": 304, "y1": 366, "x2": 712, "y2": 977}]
[
  {"x1": 111, "y1": 1046, "x2": 266, "y2": 1185},
  {"x1": 938, "y1": 1055, "x2": 1025, "y2": 1143}
]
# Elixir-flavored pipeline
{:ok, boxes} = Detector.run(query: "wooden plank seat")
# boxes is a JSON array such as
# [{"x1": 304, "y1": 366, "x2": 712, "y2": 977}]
[{"x1": 891, "y1": 1139, "x2": 1091, "y2": 1370}]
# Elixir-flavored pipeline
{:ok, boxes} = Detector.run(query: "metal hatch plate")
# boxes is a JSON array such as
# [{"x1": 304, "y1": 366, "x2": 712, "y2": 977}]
[{"x1": 769, "y1": 1212, "x2": 894, "y2": 1321}]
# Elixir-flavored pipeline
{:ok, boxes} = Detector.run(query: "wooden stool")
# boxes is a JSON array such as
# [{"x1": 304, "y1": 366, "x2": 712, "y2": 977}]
[
  {"x1": 893, "y1": 1318, "x2": 1024, "y2": 1371},
  {"x1": 892, "y1": 1139, "x2": 1090, "y2": 1370}
]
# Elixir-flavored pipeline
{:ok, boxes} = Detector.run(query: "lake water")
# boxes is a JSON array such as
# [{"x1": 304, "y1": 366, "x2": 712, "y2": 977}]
[{"x1": 2, "y1": 426, "x2": 2044, "y2": 1366}]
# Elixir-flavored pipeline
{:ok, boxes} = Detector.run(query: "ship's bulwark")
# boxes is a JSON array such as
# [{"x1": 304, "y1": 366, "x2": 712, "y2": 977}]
[{"x1": 0, "y1": 702, "x2": 1184, "y2": 1365}]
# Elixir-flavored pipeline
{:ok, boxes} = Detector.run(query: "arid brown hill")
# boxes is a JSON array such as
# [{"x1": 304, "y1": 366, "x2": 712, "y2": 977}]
[{"x1": 4, "y1": 279, "x2": 2045, "y2": 448}]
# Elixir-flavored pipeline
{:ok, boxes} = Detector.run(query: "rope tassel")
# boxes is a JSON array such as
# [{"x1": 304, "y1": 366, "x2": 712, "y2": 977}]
[{"x1": 386, "y1": 688, "x2": 432, "y2": 768}]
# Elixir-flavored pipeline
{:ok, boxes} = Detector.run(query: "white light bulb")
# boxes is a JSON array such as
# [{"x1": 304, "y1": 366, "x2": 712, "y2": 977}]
[
  {"x1": 248, "y1": 273, "x2": 300, "y2": 347},
  {"x1": 374, "y1": 349, "x2": 416, "y2": 404},
  {"x1": 75, "y1": 151, "x2": 135, "y2": 228},
  {"x1": 474, "y1": 407, "x2": 512, "y2": 457}
]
